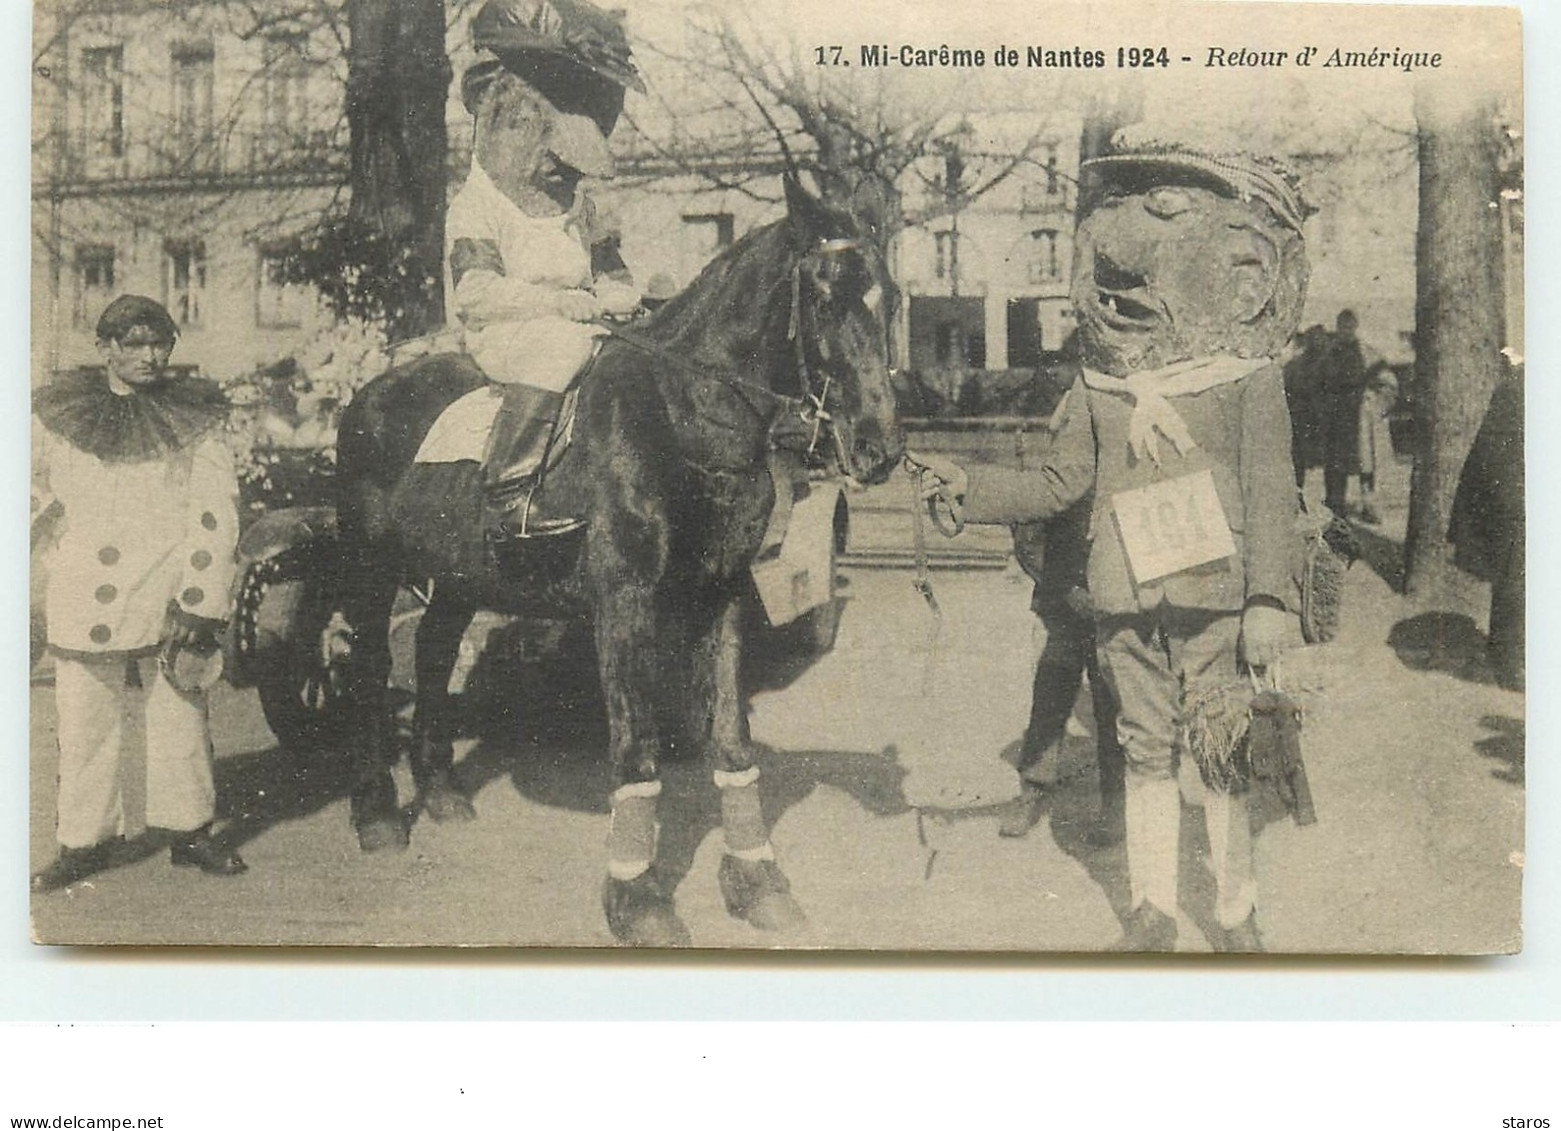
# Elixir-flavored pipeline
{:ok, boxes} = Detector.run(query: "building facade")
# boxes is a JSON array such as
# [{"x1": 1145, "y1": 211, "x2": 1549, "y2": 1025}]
[
  {"x1": 32, "y1": 2, "x2": 349, "y2": 381},
  {"x1": 894, "y1": 128, "x2": 1080, "y2": 381},
  {"x1": 34, "y1": 3, "x2": 1095, "y2": 397}
]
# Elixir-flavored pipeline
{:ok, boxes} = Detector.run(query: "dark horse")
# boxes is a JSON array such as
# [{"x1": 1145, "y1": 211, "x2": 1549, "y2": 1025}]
[{"x1": 333, "y1": 178, "x2": 903, "y2": 944}]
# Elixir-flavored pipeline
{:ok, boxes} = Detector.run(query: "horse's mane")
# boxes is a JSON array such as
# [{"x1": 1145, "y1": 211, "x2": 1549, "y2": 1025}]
[{"x1": 633, "y1": 218, "x2": 794, "y2": 353}]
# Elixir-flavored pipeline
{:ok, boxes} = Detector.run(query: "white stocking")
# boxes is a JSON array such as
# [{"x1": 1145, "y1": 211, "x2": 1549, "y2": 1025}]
[
  {"x1": 1124, "y1": 773, "x2": 1180, "y2": 914},
  {"x1": 1203, "y1": 789, "x2": 1256, "y2": 927}
]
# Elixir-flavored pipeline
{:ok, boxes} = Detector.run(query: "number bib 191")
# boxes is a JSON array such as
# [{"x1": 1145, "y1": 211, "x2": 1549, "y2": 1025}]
[{"x1": 1110, "y1": 469, "x2": 1236, "y2": 584}]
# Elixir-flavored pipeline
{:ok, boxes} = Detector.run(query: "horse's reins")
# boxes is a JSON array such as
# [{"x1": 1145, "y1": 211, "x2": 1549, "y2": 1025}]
[{"x1": 594, "y1": 237, "x2": 863, "y2": 476}]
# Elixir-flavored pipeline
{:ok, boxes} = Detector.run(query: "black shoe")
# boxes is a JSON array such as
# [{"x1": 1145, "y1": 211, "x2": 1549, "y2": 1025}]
[
  {"x1": 1210, "y1": 911, "x2": 1265, "y2": 953},
  {"x1": 169, "y1": 827, "x2": 248, "y2": 876},
  {"x1": 31, "y1": 841, "x2": 116, "y2": 893},
  {"x1": 1112, "y1": 902, "x2": 1178, "y2": 952}
]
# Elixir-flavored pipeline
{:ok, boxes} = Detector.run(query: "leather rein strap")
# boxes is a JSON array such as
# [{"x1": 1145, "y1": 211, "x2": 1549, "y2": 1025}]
[{"x1": 595, "y1": 237, "x2": 863, "y2": 474}]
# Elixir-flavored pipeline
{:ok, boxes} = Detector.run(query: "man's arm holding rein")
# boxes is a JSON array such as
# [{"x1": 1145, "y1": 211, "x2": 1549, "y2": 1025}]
[{"x1": 962, "y1": 377, "x2": 1097, "y2": 525}]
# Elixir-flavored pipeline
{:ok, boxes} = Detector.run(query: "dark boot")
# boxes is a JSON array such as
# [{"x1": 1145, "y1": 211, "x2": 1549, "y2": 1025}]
[
  {"x1": 998, "y1": 782, "x2": 1047, "y2": 838},
  {"x1": 1210, "y1": 911, "x2": 1265, "y2": 953},
  {"x1": 31, "y1": 840, "x2": 120, "y2": 893},
  {"x1": 484, "y1": 386, "x2": 582, "y2": 539},
  {"x1": 1112, "y1": 901, "x2": 1178, "y2": 952},
  {"x1": 169, "y1": 824, "x2": 248, "y2": 876}
]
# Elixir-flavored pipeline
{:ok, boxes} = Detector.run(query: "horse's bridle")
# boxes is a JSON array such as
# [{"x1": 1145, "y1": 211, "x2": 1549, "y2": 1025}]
[
  {"x1": 786, "y1": 236, "x2": 864, "y2": 473},
  {"x1": 596, "y1": 235, "x2": 870, "y2": 477}
]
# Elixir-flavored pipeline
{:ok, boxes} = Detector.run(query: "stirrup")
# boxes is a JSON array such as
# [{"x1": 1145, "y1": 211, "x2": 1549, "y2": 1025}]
[{"x1": 490, "y1": 484, "x2": 584, "y2": 541}]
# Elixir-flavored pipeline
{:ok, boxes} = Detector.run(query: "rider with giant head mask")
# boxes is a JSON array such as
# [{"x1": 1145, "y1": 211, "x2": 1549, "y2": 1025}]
[{"x1": 448, "y1": 0, "x2": 644, "y2": 534}]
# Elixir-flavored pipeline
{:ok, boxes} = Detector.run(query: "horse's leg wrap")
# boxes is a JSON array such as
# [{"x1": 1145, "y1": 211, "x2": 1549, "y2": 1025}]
[
  {"x1": 714, "y1": 766, "x2": 773, "y2": 859},
  {"x1": 602, "y1": 781, "x2": 688, "y2": 946},
  {"x1": 713, "y1": 767, "x2": 803, "y2": 931},
  {"x1": 607, "y1": 780, "x2": 661, "y2": 882}
]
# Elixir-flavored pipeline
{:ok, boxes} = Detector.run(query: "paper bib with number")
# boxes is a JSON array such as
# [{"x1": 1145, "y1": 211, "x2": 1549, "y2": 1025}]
[{"x1": 1110, "y1": 469, "x2": 1237, "y2": 584}]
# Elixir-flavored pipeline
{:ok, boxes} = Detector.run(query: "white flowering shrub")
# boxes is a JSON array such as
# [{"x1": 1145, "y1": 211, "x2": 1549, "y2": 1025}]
[{"x1": 222, "y1": 317, "x2": 394, "y2": 519}]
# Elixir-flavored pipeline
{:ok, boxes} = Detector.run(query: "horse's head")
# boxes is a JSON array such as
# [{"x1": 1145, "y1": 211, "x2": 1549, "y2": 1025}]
[{"x1": 781, "y1": 176, "x2": 904, "y2": 486}]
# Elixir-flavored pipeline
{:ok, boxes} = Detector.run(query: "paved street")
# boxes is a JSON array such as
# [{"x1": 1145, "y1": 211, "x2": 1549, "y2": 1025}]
[{"x1": 28, "y1": 463, "x2": 1524, "y2": 953}]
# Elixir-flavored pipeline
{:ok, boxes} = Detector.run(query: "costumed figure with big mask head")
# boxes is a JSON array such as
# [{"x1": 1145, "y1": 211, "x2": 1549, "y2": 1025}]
[
  {"x1": 447, "y1": 0, "x2": 644, "y2": 537},
  {"x1": 914, "y1": 135, "x2": 1312, "y2": 951}
]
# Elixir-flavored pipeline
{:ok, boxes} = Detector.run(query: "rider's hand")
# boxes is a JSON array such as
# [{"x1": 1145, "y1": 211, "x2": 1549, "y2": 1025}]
[
  {"x1": 556, "y1": 289, "x2": 604, "y2": 322},
  {"x1": 593, "y1": 280, "x2": 642, "y2": 317},
  {"x1": 1240, "y1": 599, "x2": 1290, "y2": 669}
]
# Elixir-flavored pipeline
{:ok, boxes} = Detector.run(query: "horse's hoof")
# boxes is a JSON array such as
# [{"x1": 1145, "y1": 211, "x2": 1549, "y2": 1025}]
[
  {"x1": 602, "y1": 872, "x2": 691, "y2": 947},
  {"x1": 420, "y1": 784, "x2": 476, "y2": 824},
  {"x1": 718, "y1": 855, "x2": 806, "y2": 932},
  {"x1": 356, "y1": 815, "x2": 409, "y2": 853}
]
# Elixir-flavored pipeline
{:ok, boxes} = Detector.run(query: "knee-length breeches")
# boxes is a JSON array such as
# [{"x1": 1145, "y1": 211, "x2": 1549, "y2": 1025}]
[{"x1": 1095, "y1": 609, "x2": 1242, "y2": 779}]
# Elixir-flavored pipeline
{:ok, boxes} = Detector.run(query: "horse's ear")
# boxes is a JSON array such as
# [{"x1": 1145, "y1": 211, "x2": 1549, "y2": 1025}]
[{"x1": 784, "y1": 174, "x2": 834, "y2": 244}]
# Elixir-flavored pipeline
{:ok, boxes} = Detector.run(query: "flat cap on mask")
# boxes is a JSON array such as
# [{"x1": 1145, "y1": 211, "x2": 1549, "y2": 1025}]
[
  {"x1": 95, "y1": 294, "x2": 178, "y2": 344},
  {"x1": 470, "y1": 0, "x2": 644, "y2": 92},
  {"x1": 1083, "y1": 145, "x2": 1312, "y2": 235}
]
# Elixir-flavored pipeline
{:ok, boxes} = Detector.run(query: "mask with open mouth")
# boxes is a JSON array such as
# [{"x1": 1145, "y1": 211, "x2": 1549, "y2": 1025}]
[{"x1": 1072, "y1": 174, "x2": 1309, "y2": 376}]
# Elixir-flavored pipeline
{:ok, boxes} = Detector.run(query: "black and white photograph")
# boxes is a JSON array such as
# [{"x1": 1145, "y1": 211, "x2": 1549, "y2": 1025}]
[{"x1": 25, "y1": 0, "x2": 1525, "y2": 954}]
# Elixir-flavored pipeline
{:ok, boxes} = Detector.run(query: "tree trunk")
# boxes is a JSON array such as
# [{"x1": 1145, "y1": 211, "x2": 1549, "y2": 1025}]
[
  {"x1": 1402, "y1": 86, "x2": 1506, "y2": 595},
  {"x1": 346, "y1": 0, "x2": 450, "y2": 342}
]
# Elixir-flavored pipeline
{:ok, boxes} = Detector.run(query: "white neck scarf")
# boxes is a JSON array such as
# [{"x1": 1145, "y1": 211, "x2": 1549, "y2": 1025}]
[{"x1": 1084, "y1": 355, "x2": 1268, "y2": 466}]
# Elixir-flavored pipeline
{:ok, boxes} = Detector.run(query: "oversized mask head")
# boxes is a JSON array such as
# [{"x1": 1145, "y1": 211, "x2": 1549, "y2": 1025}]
[{"x1": 1071, "y1": 147, "x2": 1311, "y2": 375}]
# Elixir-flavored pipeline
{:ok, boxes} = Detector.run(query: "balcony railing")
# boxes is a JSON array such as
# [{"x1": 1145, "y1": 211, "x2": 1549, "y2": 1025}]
[
  {"x1": 47, "y1": 124, "x2": 347, "y2": 191},
  {"x1": 1019, "y1": 181, "x2": 1075, "y2": 214}
]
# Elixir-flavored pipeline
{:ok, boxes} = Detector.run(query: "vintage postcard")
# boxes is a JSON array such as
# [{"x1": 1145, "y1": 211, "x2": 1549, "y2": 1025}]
[{"x1": 27, "y1": 0, "x2": 1523, "y2": 953}]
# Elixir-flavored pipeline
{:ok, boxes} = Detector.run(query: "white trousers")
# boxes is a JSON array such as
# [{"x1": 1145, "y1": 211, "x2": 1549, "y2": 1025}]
[
  {"x1": 52, "y1": 654, "x2": 216, "y2": 849},
  {"x1": 467, "y1": 317, "x2": 602, "y2": 392}
]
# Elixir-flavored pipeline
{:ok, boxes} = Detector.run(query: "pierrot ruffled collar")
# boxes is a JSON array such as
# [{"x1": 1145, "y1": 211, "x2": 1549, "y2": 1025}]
[{"x1": 35, "y1": 367, "x2": 230, "y2": 464}]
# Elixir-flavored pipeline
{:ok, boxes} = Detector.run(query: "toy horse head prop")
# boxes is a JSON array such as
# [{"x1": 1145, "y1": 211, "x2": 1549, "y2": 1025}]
[{"x1": 1072, "y1": 144, "x2": 1312, "y2": 375}]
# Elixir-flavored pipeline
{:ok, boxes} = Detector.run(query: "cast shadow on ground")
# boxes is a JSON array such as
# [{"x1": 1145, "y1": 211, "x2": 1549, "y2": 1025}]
[
  {"x1": 390, "y1": 617, "x2": 916, "y2": 891},
  {"x1": 1475, "y1": 714, "x2": 1523, "y2": 786},
  {"x1": 212, "y1": 688, "x2": 416, "y2": 852},
  {"x1": 1349, "y1": 521, "x2": 1406, "y2": 593},
  {"x1": 454, "y1": 724, "x2": 913, "y2": 896},
  {"x1": 990, "y1": 726, "x2": 1134, "y2": 923},
  {"x1": 1387, "y1": 610, "x2": 1507, "y2": 688}
]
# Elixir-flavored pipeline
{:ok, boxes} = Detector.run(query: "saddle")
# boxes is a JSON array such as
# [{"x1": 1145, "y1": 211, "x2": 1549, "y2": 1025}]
[
  {"x1": 412, "y1": 373, "x2": 584, "y2": 541},
  {"x1": 482, "y1": 383, "x2": 584, "y2": 541}
]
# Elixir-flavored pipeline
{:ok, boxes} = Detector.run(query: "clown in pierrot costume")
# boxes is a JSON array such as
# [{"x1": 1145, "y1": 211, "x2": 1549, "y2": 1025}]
[
  {"x1": 915, "y1": 138, "x2": 1313, "y2": 952},
  {"x1": 31, "y1": 294, "x2": 248, "y2": 892}
]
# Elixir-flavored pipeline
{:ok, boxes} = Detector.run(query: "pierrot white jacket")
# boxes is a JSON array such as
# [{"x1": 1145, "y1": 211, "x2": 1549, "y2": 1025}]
[{"x1": 33, "y1": 423, "x2": 238, "y2": 657}]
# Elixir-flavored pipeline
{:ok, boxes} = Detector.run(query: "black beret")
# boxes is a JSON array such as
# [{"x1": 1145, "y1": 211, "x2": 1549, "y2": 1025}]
[{"x1": 96, "y1": 294, "x2": 179, "y2": 343}]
